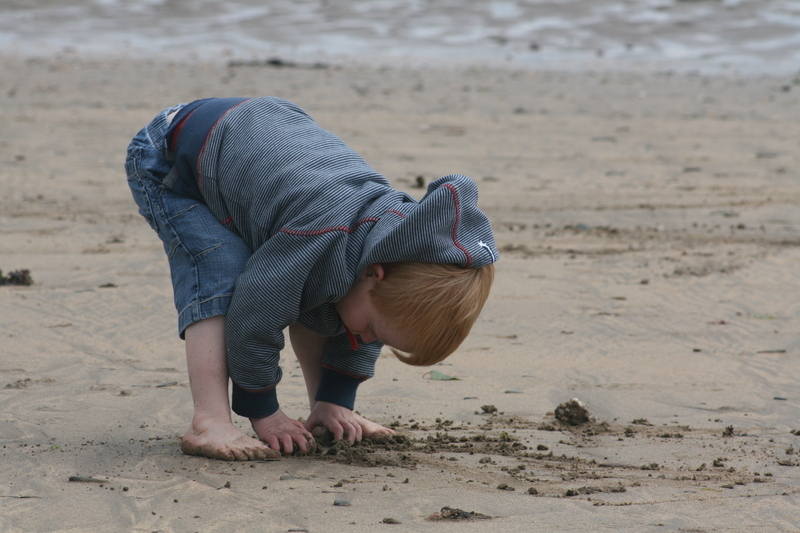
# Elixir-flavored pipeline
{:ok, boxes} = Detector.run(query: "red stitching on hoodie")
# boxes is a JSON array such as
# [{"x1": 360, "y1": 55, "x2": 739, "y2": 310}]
[
  {"x1": 344, "y1": 326, "x2": 360, "y2": 350},
  {"x1": 384, "y1": 209, "x2": 406, "y2": 218},
  {"x1": 442, "y1": 183, "x2": 473, "y2": 266},
  {"x1": 195, "y1": 99, "x2": 252, "y2": 191},
  {"x1": 279, "y1": 217, "x2": 379, "y2": 236}
]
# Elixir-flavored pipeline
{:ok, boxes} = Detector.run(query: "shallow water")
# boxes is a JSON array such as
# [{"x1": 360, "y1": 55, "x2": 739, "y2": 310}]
[{"x1": 2, "y1": 0, "x2": 799, "y2": 74}]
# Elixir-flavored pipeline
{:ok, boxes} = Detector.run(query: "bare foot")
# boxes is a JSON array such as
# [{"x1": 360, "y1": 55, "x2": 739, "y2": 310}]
[
  {"x1": 352, "y1": 412, "x2": 396, "y2": 438},
  {"x1": 180, "y1": 417, "x2": 280, "y2": 461}
]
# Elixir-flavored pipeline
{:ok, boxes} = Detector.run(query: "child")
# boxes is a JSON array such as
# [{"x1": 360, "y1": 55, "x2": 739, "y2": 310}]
[{"x1": 125, "y1": 97, "x2": 498, "y2": 460}]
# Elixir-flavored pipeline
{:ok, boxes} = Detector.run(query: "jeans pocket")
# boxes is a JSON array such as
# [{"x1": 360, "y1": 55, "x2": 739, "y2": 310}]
[{"x1": 161, "y1": 197, "x2": 224, "y2": 259}]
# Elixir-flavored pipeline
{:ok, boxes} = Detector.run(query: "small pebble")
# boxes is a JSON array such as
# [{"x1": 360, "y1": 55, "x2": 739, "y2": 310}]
[{"x1": 333, "y1": 497, "x2": 351, "y2": 507}]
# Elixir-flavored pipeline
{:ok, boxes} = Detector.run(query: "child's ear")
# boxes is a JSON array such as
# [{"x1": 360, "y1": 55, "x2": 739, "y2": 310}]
[{"x1": 367, "y1": 264, "x2": 385, "y2": 281}]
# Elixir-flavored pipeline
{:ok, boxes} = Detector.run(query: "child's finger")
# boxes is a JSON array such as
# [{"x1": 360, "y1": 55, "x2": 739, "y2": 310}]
[
  {"x1": 348, "y1": 420, "x2": 362, "y2": 442},
  {"x1": 279, "y1": 434, "x2": 294, "y2": 454},
  {"x1": 288, "y1": 430, "x2": 304, "y2": 453},
  {"x1": 302, "y1": 417, "x2": 316, "y2": 431},
  {"x1": 342, "y1": 422, "x2": 357, "y2": 444},
  {"x1": 294, "y1": 419, "x2": 313, "y2": 438},
  {"x1": 264, "y1": 435, "x2": 281, "y2": 452},
  {"x1": 293, "y1": 433, "x2": 310, "y2": 454},
  {"x1": 328, "y1": 420, "x2": 344, "y2": 441}
]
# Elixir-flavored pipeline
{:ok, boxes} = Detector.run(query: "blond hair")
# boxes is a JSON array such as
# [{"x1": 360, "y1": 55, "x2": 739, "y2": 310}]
[{"x1": 370, "y1": 262, "x2": 494, "y2": 366}]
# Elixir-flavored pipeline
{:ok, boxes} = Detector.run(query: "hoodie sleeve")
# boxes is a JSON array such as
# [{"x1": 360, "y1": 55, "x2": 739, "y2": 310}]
[
  {"x1": 225, "y1": 239, "x2": 306, "y2": 419},
  {"x1": 315, "y1": 333, "x2": 381, "y2": 410}
]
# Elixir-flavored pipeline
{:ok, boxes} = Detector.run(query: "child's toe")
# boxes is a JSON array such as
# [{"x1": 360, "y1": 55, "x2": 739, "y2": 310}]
[
  {"x1": 254, "y1": 445, "x2": 280, "y2": 460},
  {"x1": 230, "y1": 447, "x2": 250, "y2": 461}
]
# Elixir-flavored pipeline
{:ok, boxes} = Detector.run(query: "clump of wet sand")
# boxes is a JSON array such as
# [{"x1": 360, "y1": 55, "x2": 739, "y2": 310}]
[
  {"x1": 554, "y1": 398, "x2": 590, "y2": 426},
  {"x1": 0, "y1": 269, "x2": 32, "y2": 286}
]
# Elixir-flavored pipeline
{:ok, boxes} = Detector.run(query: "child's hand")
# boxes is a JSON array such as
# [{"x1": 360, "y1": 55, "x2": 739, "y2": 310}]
[
  {"x1": 304, "y1": 402, "x2": 397, "y2": 444},
  {"x1": 251, "y1": 409, "x2": 314, "y2": 454},
  {"x1": 304, "y1": 401, "x2": 363, "y2": 444}
]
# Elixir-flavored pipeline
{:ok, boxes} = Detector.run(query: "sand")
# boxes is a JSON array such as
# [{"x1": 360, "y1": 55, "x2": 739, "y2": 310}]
[{"x1": 1, "y1": 54, "x2": 799, "y2": 532}]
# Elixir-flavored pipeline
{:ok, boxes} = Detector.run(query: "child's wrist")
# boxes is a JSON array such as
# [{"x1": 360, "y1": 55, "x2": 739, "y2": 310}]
[{"x1": 231, "y1": 382, "x2": 279, "y2": 419}]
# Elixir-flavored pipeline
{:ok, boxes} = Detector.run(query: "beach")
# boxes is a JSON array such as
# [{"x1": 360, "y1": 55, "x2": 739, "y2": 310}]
[{"x1": 1, "y1": 51, "x2": 799, "y2": 531}]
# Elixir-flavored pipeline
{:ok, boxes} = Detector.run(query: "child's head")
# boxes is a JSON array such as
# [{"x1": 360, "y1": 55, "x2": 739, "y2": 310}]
[{"x1": 370, "y1": 262, "x2": 494, "y2": 366}]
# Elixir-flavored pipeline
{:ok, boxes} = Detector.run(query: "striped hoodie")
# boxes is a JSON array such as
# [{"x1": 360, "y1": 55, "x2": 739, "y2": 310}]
[{"x1": 167, "y1": 97, "x2": 499, "y2": 419}]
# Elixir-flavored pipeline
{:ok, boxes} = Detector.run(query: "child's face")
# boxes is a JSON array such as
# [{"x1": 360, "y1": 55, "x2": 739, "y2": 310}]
[{"x1": 336, "y1": 265, "x2": 411, "y2": 351}]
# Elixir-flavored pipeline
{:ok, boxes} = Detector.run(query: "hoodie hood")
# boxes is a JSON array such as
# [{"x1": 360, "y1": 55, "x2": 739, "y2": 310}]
[{"x1": 358, "y1": 174, "x2": 499, "y2": 272}]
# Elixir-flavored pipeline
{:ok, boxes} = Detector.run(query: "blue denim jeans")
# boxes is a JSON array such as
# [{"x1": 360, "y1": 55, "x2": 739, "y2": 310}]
[{"x1": 124, "y1": 105, "x2": 252, "y2": 338}]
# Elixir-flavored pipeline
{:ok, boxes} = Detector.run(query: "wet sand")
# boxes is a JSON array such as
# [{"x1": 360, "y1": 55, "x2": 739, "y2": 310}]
[{"x1": 1, "y1": 55, "x2": 799, "y2": 532}]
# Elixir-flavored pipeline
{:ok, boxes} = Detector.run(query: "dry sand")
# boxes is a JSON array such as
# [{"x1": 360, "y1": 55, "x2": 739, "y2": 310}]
[{"x1": 1, "y1": 54, "x2": 799, "y2": 532}]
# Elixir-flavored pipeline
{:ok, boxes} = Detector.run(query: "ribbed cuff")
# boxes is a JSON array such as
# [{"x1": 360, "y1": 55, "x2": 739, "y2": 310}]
[
  {"x1": 231, "y1": 382, "x2": 279, "y2": 419},
  {"x1": 314, "y1": 367, "x2": 363, "y2": 410}
]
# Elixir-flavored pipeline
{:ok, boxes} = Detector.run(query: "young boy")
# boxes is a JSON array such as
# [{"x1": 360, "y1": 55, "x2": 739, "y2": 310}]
[{"x1": 125, "y1": 97, "x2": 498, "y2": 460}]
